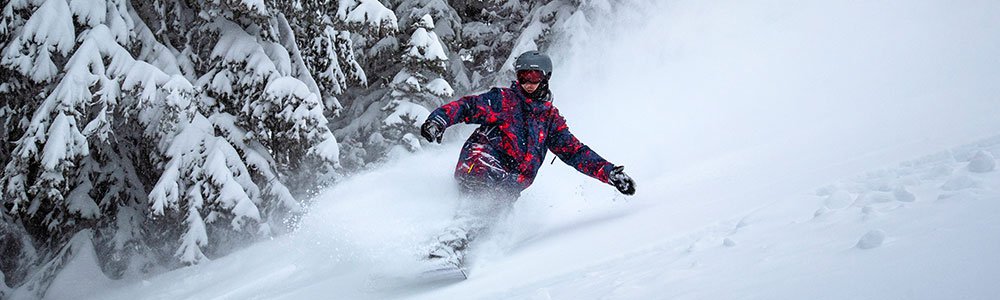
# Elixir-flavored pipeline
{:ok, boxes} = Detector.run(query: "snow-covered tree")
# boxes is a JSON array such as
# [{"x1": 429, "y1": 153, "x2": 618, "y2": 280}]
[
  {"x1": 445, "y1": 0, "x2": 614, "y2": 91},
  {"x1": 269, "y1": 0, "x2": 378, "y2": 118},
  {"x1": 448, "y1": 0, "x2": 530, "y2": 89},
  {"x1": 336, "y1": 11, "x2": 454, "y2": 166},
  {"x1": 148, "y1": 2, "x2": 343, "y2": 264},
  {"x1": 0, "y1": 0, "x2": 378, "y2": 293},
  {"x1": 2, "y1": 0, "x2": 145, "y2": 255},
  {"x1": 380, "y1": 14, "x2": 453, "y2": 153},
  {"x1": 0, "y1": 0, "x2": 191, "y2": 291}
]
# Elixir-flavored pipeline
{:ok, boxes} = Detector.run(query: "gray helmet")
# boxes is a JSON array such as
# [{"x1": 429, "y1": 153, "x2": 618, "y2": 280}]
[{"x1": 514, "y1": 51, "x2": 553, "y2": 77}]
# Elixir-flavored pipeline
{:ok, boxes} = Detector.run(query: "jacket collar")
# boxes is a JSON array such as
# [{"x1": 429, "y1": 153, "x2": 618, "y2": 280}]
[{"x1": 510, "y1": 81, "x2": 553, "y2": 113}]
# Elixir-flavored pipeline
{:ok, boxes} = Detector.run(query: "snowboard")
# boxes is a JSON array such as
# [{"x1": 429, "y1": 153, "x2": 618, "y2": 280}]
[
  {"x1": 421, "y1": 260, "x2": 468, "y2": 281},
  {"x1": 364, "y1": 260, "x2": 467, "y2": 293}
]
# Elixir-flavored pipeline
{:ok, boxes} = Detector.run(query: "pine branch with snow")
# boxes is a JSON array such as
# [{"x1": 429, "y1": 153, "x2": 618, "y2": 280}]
[
  {"x1": 275, "y1": 8, "x2": 367, "y2": 115},
  {"x1": 403, "y1": 14, "x2": 449, "y2": 73},
  {"x1": 338, "y1": 12, "x2": 456, "y2": 164},
  {"x1": 337, "y1": 0, "x2": 398, "y2": 37},
  {"x1": 381, "y1": 14, "x2": 453, "y2": 153},
  {"x1": 1, "y1": 0, "x2": 144, "y2": 246}
]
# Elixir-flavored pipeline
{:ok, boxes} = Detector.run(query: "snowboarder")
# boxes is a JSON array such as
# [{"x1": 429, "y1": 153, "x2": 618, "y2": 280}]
[{"x1": 419, "y1": 50, "x2": 636, "y2": 270}]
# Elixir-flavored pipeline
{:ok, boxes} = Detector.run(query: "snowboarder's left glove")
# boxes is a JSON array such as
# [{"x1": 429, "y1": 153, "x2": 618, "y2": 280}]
[
  {"x1": 421, "y1": 118, "x2": 445, "y2": 143},
  {"x1": 609, "y1": 166, "x2": 636, "y2": 195}
]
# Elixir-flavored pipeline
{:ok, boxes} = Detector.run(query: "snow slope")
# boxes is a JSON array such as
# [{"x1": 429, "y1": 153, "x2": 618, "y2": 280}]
[{"x1": 75, "y1": 0, "x2": 1000, "y2": 299}]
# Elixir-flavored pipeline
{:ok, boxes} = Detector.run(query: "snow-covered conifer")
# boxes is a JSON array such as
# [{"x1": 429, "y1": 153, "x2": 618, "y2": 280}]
[
  {"x1": 345, "y1": 13, "x2": 454, "y2": 160},
  {"x1": 1, "y1": 0, "x2": 141, "y2": 248},
  {"x1": 267, "y1": 1, "x2": 372, "y2": 118},
  {"x1": 448, "y1": 0, "x2": 610, "y2": 90},
  {"x1": 381, "y1": 14, "x2": 454, "y2": 152},
  {"x1": 2, "y1": 0, "x2": 366, "y2": 288},
  {"x1": 0, "y1": 0, "x2": 173, "y2": 292},
  {"x1": 146, "y1": 2, "x2": 341, "y2": 261}
]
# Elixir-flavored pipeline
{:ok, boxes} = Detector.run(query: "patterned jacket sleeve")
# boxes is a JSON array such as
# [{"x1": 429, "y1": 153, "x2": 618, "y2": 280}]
[
  {"x1": 545, "y1": 108, "x2": 615, "y2": 184},
  {"x1": 427, "y1": 88, "x2": 501, "y2": 127}
]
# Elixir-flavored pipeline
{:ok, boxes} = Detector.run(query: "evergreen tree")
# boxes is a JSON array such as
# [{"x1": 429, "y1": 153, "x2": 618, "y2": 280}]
[
  {"x1": 0, "y1": 0, "x2": 382, "y2": 293},
  {"x1": 145, "y1": 0, "x2": 345, "y2": 264},
  {"x1": 336, "y1": 3, "x2": 456, "y2": 167},
  {"x1": 448, "y1": 0, "x2": 530, "y2": 90},
  {"x1": 447, "y1": 0, "x2": 612, "y2": 91},
  {"x1": 379, "y1": 14, "x2": 454, "y2": 154},
  {"x1": 0, "y1": 0, "x2": 206, "y2": 292}
]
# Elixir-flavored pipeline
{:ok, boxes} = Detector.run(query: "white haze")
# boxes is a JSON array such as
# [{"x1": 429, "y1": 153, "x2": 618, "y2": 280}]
[
  {"x1": 551, "y1": 0, "x2": 1000, "y2": 181},
  {"x1": 73, "y1": 0, "x2": 1000, "y2": 299}
]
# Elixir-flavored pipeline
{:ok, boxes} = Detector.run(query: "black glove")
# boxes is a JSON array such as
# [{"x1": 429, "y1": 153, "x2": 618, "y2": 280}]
[
  {"x1": 609, "y1": 165, "x2": 636, "y2": 195},
  {"x1": 420, "y1": 118, "x2": 444, "y2": 143}
]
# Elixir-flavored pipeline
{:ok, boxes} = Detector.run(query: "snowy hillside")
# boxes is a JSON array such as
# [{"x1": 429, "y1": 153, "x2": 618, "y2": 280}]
[{"x1": 60, "y1": 0, "x2": 1000, "y2": 299}]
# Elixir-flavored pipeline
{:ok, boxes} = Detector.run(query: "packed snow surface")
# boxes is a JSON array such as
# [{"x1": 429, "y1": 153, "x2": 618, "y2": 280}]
[{"x1": 75, "y1": 0, "x2": 1000, "y2": 299}]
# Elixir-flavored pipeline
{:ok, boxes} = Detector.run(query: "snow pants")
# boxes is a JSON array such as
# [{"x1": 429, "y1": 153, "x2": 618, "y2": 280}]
[{"x1": 431, "y1": 178, "x2": 521, "y2": 259}]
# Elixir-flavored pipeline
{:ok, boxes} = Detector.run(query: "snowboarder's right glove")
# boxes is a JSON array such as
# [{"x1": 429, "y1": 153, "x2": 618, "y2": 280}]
[
  {"x1": 421, "y1": 118, "x2": 445, "y2": 143},
  {"x1": 609, "y1": 166, "x2": 636, "y2": 195}
]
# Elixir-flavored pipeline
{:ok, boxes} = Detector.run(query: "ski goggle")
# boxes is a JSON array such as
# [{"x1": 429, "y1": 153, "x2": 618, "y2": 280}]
[{"x1": 516, "y1": 70, "x2": 545, "y2": 84}]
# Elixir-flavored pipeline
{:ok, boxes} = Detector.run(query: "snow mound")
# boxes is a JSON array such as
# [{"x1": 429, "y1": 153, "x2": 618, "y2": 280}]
[
  {"x1": 892, "y1": 186, "x2": 916, "y2": 203},
  {"x1": 824, "y1": 190, "x2": 854, "y2": 209},
  {"x1": 967, "y1": 150, "x2": 996, "y2": 173},
  {"x1": 941, "y1": 175, "x2": 979, "y2": 191},
  {"x1": 856, "y1": 230, "x2": 886, "y2": 249},
  {"x1": 852, "y1": 192, "x2": 894, "y2": 207}
]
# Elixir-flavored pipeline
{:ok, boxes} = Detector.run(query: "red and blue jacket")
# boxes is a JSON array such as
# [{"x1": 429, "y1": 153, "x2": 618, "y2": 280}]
[{"x1": 428, "y1": 82, "x2": 616, "y2": 193}]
